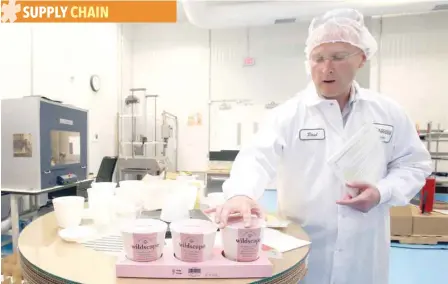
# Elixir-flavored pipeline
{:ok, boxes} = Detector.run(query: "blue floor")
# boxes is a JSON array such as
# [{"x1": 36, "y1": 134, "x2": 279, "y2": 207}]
[{"x1": 259, "y1": 190, "x2": 448, "y2": 284}]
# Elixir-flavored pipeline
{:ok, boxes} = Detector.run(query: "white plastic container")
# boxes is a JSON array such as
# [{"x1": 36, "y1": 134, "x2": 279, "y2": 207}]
[
  {"x1": 170, "y1": 219, "x2": 217, "y2": 262},
  {"x1": 141, "y1": 180, "x2": 177, "y2": 211},
  {"x1": 159, "y1": 185, "x2": 197, "y2": 222},
  {"x1": 121, "y1": 219, "x2": 168, "y2": 262},
  {"x1": 118, "y1": 180, "x2": 144, "y2": 189},
  {"x1": 52, "y1": 196, "x2": 85, "y2": 228},
  {"x1": 115, "y1": 185, "x2": 144, "y2": 216},
  {"x1": 221, "y1": 215, "x2": 266, "y2": 262},
  {"x1": 91, "y1": 182, "x2": 117, "y2": 190},
  {"x1": 88, "y1": 187, "x2": 115, "y2": 227}
]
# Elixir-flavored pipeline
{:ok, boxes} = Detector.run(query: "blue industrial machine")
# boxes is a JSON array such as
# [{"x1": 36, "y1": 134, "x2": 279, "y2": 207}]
[{"x1": 1, "y1": 96, "x2": 88, "y2": 206}]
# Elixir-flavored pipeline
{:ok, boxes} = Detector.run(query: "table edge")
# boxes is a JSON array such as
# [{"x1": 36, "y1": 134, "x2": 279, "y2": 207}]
[
  {"x1": 1, "y1": 178, "x2": 95, "y2": 195},
  {"x1": 19, "y1": 248, "x2": 82, "y2": 284}
]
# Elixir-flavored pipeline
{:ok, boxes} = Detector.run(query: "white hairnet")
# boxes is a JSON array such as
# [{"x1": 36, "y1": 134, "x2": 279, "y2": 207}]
[{"x1": 304, "y1": 8, "x2": 378, "y2": 60}]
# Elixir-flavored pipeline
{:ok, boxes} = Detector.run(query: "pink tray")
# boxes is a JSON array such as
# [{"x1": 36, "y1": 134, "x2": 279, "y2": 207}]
[{"x1": 116, "y1": 247, "x2": 273, "y2": 279}]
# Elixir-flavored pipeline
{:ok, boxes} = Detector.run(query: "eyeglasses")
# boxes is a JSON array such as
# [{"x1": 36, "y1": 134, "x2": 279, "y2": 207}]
[{"x1": 310, "y1": 51, "x2": 363, "y2": 64}]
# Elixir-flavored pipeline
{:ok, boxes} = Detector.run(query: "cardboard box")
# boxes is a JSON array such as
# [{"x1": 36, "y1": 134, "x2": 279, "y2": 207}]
[
  {"x1": 410, "y1": 206, "x2": 448, "y2": 236},
  {"x1": 390, "y1": 206, "x2": 413, "y2": 236},
  {"x1": 390, "y1": 205, "x2": 448, "y2": 237}
]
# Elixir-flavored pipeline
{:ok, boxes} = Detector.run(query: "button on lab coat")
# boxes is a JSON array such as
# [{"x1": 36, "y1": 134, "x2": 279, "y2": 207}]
[{"x1": 223, "y1": 82, "x2": 432, "y2": 284}]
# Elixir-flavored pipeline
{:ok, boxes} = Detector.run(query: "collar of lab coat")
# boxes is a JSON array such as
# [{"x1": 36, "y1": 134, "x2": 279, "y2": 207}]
[{"x1": 303, "y1": 80, "x2": 372, "y2": 107}]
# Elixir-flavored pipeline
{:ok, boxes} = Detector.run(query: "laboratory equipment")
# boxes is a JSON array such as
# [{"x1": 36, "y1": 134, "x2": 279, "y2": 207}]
[
  {"x1": 161, "y1": 111, "x2": 178, "y2": 171},
  {"x1": 1, "y1": 96, "x2": 88, "y2": 205},
  {"x1": 117, "y1": 157, "x2": 164, "y2": 181},
  {"x1": 419, "y1": 121, "x2": 448, "y2": 172},
  {"x1": 117, "y1": 88, "x2": 178, "y2": 181},
  {"x1": 418, "y1": 121, "x2": 448, "y2": 194}
]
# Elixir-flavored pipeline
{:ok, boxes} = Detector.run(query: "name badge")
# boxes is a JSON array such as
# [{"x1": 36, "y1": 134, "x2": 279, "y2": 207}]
[
  {"x1": 373, "y1": 123, "x2": 393, "y2": 143},
  {"x1": 299, "y1": 128, "x2": 325, "y2": 140}
]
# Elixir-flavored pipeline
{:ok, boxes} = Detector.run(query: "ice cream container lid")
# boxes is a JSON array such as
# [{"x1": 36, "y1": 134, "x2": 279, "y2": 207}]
[
  {"x1": 225, "y1": 215, "x2": 266, "y2": 229},
  {"x1": 121, "y1": 218, "x2": 168, "y2": 234},
  {"x1": 170, "y1": 219, "x2": 218, "y2": 235}
]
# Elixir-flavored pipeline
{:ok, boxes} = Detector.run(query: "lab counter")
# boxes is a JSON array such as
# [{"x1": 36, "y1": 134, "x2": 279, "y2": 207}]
[{"x1": 2, "y1": 177, "x2": 94, "y2": 255}]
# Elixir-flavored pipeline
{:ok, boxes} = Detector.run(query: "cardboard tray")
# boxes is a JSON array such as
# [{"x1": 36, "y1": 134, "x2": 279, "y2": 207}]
[{"x1": 116, "y1": 247, "x2": 273, "y2": 279}]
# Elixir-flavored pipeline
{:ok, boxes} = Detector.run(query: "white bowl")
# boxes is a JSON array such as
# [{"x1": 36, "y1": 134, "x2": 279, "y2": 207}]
[
  {"x1": 170, "y1": 219, "x2": 217, "y2": 262},
  {"x1": 221, "y1": 215, "x2": 266, "y2": 262},
  {"x1": 121, "y1": 219, "x2": 168, "y2": 262},
  {"x1": 53, "y1": 196, "x2": 85, "y2": 228}
]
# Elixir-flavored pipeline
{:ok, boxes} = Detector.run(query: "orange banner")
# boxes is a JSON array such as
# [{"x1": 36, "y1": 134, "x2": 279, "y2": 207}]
[{"x1": 0, "y1": 0, "x2": 177, "y2": 23}]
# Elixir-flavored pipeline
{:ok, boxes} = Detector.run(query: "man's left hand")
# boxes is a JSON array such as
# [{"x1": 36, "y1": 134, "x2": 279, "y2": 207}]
[{"x1": 336, "y1": 182, "x2": 381, "y2": 213}]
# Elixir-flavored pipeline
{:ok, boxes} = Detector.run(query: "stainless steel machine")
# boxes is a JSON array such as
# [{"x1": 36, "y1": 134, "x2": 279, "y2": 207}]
[
  {"x1": 1, "y1": 96, "x2": 88, "y2": 206},
  {"x1": 117, "y1": 88, "x2": 178, "y2": 181}
]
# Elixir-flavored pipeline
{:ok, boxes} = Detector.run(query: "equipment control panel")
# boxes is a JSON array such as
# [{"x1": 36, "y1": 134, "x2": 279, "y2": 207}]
[{"x1": 56, "y1": 173, "x2": 78, "y2": 185}]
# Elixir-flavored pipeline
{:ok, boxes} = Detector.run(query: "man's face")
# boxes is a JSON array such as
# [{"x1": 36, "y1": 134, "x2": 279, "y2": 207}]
[{"x1": 309, "y1": 42, "x2": 366, "y2": 98}]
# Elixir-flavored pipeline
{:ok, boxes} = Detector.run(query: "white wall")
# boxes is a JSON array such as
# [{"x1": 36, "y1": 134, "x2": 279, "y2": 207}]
[
  {"x1": 371, "y1": 11, "x2": 448, "y2": 128},
  {"x1": 210, "y1": 25, "x2": 308, "y2": 101},
  {"x1": 127, "y1": 23, "x2": 210, "y2": 172},
  {"x1": 209, "y1": 24, "x2": 308, "y2": 153},
  {"x1": 127, "y1": 11, "x2": 448, "y2": 173},
  {"x1": 370, "y1": 10, "x2": 448, "y2": 172},
  {"x1": 0, "y1": 24, "x2": 120, "y2": 174},
  {"x1": 126, "y1": 20, "x2": 373, "y2": 171},
  {"x1": 127, "y1": 23, "x2": 312, "y2": 171}
]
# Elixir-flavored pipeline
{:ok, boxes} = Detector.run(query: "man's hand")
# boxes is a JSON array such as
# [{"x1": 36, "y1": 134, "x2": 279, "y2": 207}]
[
  {"x1": 336, "y1": 182, "x2": 381, "y2": 213},
  {"x1": 204, "y1": 195, "x2": 265, "y2": 228}
]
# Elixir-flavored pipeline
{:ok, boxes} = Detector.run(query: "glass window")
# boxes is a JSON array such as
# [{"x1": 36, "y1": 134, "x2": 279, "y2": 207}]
[{"x1": 50, "y1": 131, "x2": 81, "y2": 166}]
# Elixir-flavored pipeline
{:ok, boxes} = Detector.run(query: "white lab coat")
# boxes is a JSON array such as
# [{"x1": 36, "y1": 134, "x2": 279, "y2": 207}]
[{"x1": 222, "y1": 81, "x2": 432, "y2": 284}]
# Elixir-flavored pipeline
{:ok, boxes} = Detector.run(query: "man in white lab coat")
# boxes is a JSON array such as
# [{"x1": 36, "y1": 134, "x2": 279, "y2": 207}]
[{"x1": 206, "y1": 8, "x2": 432, "y2": 284}]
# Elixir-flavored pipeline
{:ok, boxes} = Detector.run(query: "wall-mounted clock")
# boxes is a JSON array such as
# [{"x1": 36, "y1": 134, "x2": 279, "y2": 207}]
[{"x1": 90, "y1": 75, "x2": 101, "y2": 92}]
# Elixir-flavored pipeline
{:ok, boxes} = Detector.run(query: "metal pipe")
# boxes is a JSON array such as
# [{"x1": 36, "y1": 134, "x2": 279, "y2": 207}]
[
  {"x1": 162, "y1": 111, "x2": 177, "y2": 119},
  {"x1": 131, "y1": 91, "x2": 135, "y2": 158},
  {"x1": 174, "y1": 114, "x2": 178, "y2": 171},
  {"x1": 161, "y1": 111, "x2": 178, "y2": 171},
  {"x1": 377, "y1": 16, "x2": 383, "y2": 92},
  {"x1": 155, "y1": 97, "x2": 157, "y2": 157},
  {"x1": 10, "y1": 194, "x2": 19, "y2": 253},
  {"x1": 435, "y1": 123, "x2": 441, "y2": 172},
  {"x1": 237, "y1": 123, "x2": 242, "y2": 148},
  {"x1": 1, "y1": 218, "x2": 12, "y2": 234},
  {"x1": 117, "y1": 24, "x2": 124, "y2": 161},
  {"x1": 208, "y1": 29, "x2": 212, "y2": 163},
  {"x1": 144, "y1": 94, "x2": 159, "y2": 157}
]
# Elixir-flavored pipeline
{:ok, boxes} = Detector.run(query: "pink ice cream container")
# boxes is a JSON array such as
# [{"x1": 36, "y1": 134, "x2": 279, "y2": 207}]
[
  {"x1": 170, "y1": 219, "x2": 218, "y2": 262},
  {"x1": 121, "y1": 219, "x2": 168, "y2": 262},
  {"x1": 221, "y1": 215, "x2": 266, "y2": 262}
]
